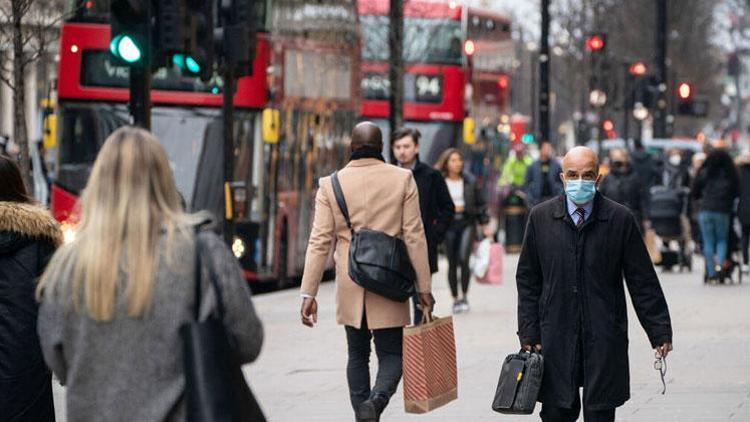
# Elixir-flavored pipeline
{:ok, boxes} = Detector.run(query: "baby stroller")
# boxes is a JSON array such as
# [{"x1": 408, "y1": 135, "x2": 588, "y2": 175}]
[{"x1": 648, "y1": 186, "x2": 692, "y2": 272}]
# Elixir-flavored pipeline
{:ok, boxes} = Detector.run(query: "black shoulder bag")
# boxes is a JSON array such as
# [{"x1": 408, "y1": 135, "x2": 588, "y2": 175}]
[
  {"x1": 180, "y1": 232, "x2": 266, "y2": 422},
  {"x1": 330, "y1": 171, "x2": 416, "y2": 302}
]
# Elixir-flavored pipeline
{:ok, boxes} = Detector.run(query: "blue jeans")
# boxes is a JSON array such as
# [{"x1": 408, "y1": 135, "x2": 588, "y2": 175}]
[{"x1": 698, "y1": 211, "x2": 731, "y2": 277}]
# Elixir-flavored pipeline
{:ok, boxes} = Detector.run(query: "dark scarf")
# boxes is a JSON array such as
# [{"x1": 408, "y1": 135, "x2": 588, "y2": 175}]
[{"x1": 350, "y1": 146, "x2": 385, "y2": 162}]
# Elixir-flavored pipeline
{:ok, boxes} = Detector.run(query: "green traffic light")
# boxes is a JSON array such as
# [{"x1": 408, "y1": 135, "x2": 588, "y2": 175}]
[
  {"x1": 521, "y1": 133, "x2": 534, "y2": 144},
  {"x1": 172, "y1": 54, "x2": 201, "y2": 75},
  {"x1": 185, "y1": 56, "x2": 201, "y2": 74},
  {"x1": 109, "y1": 35, "x2": 122, "y2": 56},
  {"x1": 172, "y1": 54, "x2": 186, "y2": 68},
  {"x1": 110, "y1": 35, "x2": 142, "y2": 63}
]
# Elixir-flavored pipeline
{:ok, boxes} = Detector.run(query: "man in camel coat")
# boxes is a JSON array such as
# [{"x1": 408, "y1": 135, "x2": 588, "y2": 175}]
[{"x1": 299, "y1": 122, "x2": 434, "y2": 422}]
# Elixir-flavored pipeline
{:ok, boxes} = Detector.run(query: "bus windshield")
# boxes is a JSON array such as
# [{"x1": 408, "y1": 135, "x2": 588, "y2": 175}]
[
  {"x1": 56, "y1": 104, "x2": 221, "y2": 212},
  {"x1": 361, "y1": 16, "x2": 462, "y2": 65}
]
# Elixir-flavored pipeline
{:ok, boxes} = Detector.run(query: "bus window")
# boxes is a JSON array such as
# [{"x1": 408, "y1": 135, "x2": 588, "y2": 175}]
[{"x1": 361, "y1": 16, "x2": 462, "y2": 65}]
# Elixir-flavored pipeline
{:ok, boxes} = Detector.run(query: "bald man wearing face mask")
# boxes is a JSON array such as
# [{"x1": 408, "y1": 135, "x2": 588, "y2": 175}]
[{"x1": 516, "y1": 147, "x2": 673, "y2": 422}]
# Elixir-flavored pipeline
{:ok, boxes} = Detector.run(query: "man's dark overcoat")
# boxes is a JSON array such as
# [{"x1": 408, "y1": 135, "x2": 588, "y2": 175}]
[
  {"x1": 412, "y1": 160, "x2": 455, "y2": 273},
  {"x1": 516, "y1": 193, "x2": 672, "y2": 410}
]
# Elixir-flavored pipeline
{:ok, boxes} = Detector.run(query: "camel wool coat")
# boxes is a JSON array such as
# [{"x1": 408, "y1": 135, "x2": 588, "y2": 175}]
[{"x1": 301, "y1": 158, "x2": 431, "y2": 329}]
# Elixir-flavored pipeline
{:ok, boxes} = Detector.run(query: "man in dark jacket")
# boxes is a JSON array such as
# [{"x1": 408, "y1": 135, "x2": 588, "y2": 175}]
[
  {"x1": 517, "y1": 146, "x2": 673, "y2": 422},
  {"x1": 630, "y1": 140, "x2": 659, "y2": 189},
  {"x1": 523, "y1": 142, "x2": 563, "y2": 206},
  {"x1": 391, "y1": 127, "x2": 454, "y2": 322},
  {"x1": 599, "y1": 148, "x2": 646, "y2": 226}
]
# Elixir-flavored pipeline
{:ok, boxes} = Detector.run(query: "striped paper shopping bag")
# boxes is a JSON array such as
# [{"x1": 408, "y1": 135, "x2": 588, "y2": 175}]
[{"x1": 403, "y1": 315, "x2": 458, "y2": 414}]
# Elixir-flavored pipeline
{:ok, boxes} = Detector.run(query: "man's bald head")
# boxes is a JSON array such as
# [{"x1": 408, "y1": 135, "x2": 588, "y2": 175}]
[
  {"x1": 609, "y1": 148, "x2": 629, "y2": 164},
  {"x1": 351, "y1": 121, "x2": 383, "y2": 152},
  {"x1": 561, "y1": 146, "x2": 601, "y2": 184}
]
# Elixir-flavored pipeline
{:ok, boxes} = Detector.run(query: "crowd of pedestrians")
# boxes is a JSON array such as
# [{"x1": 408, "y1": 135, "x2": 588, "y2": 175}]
[{"x1": 13, "y1": 121, "x2": 749, "y2": 421}]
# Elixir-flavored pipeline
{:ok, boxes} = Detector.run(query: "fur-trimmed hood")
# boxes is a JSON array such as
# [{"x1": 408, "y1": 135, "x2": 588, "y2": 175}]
[{"x1": 0, "y1": 201, "x2": 62, "y2": 252}]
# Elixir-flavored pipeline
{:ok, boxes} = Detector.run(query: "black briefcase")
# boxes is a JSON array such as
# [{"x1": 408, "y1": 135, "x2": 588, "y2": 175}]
[{"x1": 492, "y1": 350, "x2": 544, "y2": 415}]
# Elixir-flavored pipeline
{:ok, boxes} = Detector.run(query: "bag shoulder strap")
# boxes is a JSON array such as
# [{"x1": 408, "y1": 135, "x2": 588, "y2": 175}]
[
  {"x1": 330, "y1": 171, "x2": 354, "y2": 234},
  {"x1": 193, "y1": 229, "x2": 227, "y2": 320}
]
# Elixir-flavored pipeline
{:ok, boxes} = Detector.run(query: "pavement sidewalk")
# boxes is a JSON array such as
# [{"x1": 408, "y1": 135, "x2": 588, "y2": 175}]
[{"x1": 53, "y1": 254, "x2": 750, "y2": 421}]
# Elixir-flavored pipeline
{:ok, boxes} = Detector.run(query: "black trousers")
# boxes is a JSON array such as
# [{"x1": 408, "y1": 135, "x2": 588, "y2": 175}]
[
  {"x1": 541, "y1": 326, "x2": 615, "y2": 422},
  {"x1": 444, "y1": 217, "x2": 474, "y2": 298},
  {"x1": 345, "y1": 313, "x2": 403, "y2": 412},
  {"x1": 540, "y1": 398, "x2": 615, "y2": 422}
]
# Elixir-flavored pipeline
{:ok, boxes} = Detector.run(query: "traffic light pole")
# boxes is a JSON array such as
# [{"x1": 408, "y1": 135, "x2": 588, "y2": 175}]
[
  {"x1": 129, "y1": 66, "x2": 151, "y2": 129},
  {"x1": 622, "y1": 65, "x2": 632, "y2": 142},
  {"x1": 539, "y1": 0, "x2": 550, "y2": 144},
  {"x1": 222, "y1": 65, "x2": 236, "y2": 246},
  {"x1": 388, "y1": 0, "x2": 404, "y2": 134},
  {"x1": 654, "y1": 0, "x2": 668, "y2": 139}
]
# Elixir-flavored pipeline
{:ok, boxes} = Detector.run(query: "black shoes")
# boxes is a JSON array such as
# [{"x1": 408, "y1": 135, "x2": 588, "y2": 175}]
[
  {"x1": 355, "y1": 395, "x2": 388, "y2": 422},
  {"x1": 355, "y1": 400, "x2": 378, "y2": 422}
]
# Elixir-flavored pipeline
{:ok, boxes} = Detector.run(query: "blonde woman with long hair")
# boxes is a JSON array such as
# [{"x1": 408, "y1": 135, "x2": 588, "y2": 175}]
[{"x1": 37, "y1": 127, "x2": 263, "y2": 421}]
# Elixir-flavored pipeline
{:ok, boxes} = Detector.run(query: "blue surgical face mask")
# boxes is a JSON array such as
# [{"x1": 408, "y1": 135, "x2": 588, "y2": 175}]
[{"x1": 565, "y1": 179, "x2": 596, "y2": 205}]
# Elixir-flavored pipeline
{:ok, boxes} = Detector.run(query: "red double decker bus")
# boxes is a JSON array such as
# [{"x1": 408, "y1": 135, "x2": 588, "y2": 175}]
[
  {"x1": 51, "y1": 0, "x2": 359, "y2": 288},
  {"x1": 358, "y1": 0, "x2": 512, "y2": 163}
]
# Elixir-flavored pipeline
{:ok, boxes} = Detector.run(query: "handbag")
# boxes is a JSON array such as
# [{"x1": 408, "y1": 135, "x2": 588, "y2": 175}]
[
  {"x1": 180, "y1": 231, "x2": 266, "y2": 422},
  {"x1": 476, "y1": 242, "x2": 503, "y2": 285},
  {"x1": 491, "y1": 349, "x2": 544, "y2": 415},
  {"x1": 330, "y1": 171, "x2": 416, "y2": 302},
  {"x1": 403, "y1": 314, "x2": 458, "y2": 413}
]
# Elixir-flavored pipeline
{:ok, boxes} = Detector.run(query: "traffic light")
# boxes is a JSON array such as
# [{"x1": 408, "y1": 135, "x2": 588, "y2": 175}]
[
  {"x1": 586, "y1": 33, "x2": 606, "y2": 52},
  {"x1": 521, "y1": 133, "x2": 534, "y2": 144},
  {"x1": 629, "y1": 61, "x2": 647, "y2": 76},
  {"x1": 677, "y1": 82, "x2": 694, "y2": 115},
  {"x1": 464, "y1": 39, "x2": 476, "y2": 56},
  {"x1": 172, "y1": 0, "x2": 215, "y2": 81},
  {"x1": 602, "y1": 119, "x2": 614, "y2": 132},
  {"x1": 154, "y1": 0, "x2": 189, "y2": 66},
  {"x1": 110, "y1": 0, "x2": 151, "y2": 66},
  {"x1": 215, "y1": 0, "x2": 258, "y2": 76},
  {"x1": 677, "y1": 82, "x2": 692, "y2": 100}
]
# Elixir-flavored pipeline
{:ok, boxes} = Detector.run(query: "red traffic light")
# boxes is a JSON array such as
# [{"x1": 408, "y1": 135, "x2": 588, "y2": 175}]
[
  {"x1": 497, "y1": 75, "x2": 509, "y2": 89},
  {"x1": 586, "y1": 34, "x2": 605, "y2": 51},
  {"x1": 629, "y1": 61, "x2": 647, "y2": 76},
  {"x1": 677, "y1": 82, "x2": 692, "y2": 100},
  {"x1": 602, "y1": 119, "x2": 614, "y2": 132}
]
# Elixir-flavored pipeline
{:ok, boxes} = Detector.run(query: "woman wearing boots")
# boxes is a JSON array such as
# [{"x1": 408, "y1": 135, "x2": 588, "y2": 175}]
[
  {"x1": 692, "y1": 148, "x2": 739, "y2": 282},
  {"x1": 0, "y1": 155, "x2": 61, "y2": 421},
  {"x1": 435, "y1": 148, "x2": 489, "y2": 313}
]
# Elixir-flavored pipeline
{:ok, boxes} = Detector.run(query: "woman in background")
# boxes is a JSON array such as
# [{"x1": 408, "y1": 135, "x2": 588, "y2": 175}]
[
  {"x1": 435, "y1": 148, "x2": 489, "y2": 313},
  {"x1": 692, "y1": 148, "x2": 739, "y2": 282}
]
